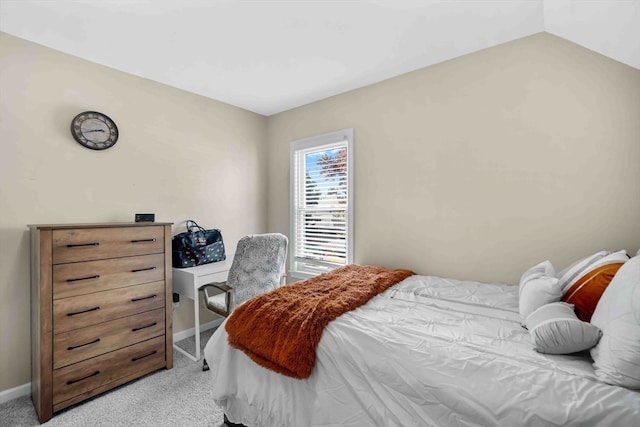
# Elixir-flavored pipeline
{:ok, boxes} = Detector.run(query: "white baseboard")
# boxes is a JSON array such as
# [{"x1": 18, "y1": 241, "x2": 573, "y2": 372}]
[
  {"x1": 1, "y1": 320, "x2": 223, "y2": 405},
  {"x1": 0, "y1": 382, "x2": 30, "y2": 404},
  {"x1": 173, "y1": 318, "x2": 224, "y2": 342}
]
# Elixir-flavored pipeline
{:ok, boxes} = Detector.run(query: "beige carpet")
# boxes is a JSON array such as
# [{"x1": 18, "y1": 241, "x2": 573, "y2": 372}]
[{"x1": 0, "y1": 328, "x2": 224, "y2": 427}]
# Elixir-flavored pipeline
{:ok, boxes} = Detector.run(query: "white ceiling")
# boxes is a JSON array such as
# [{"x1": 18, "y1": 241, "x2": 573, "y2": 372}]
[{"x1": 1, "y1": 0, "x2": 638, "y2": 116}]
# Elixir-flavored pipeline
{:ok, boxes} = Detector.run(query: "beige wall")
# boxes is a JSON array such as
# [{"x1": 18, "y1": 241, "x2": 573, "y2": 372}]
[
  {"x1": 0, "y1": 33, "x2": 268, "y2": 392},
  {"x1": 267, "y1": 33, "x2": 640, "y2": 283}
]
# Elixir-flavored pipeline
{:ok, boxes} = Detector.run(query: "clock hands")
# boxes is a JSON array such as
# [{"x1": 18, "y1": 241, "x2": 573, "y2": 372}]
[{"x1": 83, "y1": 129, "x2": 106, "y2": 133}]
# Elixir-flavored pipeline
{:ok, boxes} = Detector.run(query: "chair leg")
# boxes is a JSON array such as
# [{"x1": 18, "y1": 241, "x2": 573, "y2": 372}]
[{"x1": 202, "y1": 358, "x2": 210, "y2": 371}]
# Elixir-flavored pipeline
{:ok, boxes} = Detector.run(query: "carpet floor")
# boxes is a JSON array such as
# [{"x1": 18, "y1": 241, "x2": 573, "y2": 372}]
[{"x1": 0, "y1": 328, "x2": 225, "y2": 427}]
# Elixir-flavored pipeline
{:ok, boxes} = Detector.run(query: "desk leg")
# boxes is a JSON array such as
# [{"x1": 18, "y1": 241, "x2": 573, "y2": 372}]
[
  {"x1": 172, "y1": 291, "x2": 201, "y2": 362},
  {"x1": 194, "y1": 292, "x2": 201, "y2": 361}
]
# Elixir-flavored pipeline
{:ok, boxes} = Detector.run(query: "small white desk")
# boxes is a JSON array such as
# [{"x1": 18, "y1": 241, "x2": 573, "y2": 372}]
[{"x1": 172, "y1": 254, "x2": 234, "y2": 361}]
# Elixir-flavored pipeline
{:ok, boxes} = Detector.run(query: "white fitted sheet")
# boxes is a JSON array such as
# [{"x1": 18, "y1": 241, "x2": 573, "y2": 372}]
[{"x1": 203, "y1": 275, "x2": 640, "y2": 426}]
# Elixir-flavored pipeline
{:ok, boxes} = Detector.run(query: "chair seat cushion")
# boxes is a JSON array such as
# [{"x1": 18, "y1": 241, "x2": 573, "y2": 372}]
[{"x1": 206, "y1": 292, "x2": 227, "y2": 313}]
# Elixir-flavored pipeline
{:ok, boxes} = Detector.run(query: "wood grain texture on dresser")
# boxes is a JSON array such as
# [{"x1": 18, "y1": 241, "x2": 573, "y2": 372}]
[{"x1": 29, "y1": 222, "x2": 173, "y2": 423}]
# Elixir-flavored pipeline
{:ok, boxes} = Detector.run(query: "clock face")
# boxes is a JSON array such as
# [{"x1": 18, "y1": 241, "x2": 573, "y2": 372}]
[{"x1": 71, "y1": 111, "x2": 119, "y2": 150}]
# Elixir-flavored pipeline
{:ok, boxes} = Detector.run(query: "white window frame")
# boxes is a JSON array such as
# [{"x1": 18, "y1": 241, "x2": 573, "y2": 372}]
[{"x1": 289, "y1": 128, "x2": 354, "y2": 279}]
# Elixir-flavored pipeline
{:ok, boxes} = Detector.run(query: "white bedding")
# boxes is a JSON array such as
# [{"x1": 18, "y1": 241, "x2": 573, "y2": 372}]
[{"x1": 203, "y1": 275, "x2": 640, "y2": 426}]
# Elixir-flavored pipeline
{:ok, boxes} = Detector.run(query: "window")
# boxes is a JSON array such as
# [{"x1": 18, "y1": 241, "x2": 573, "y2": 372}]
[{"x1": 290, "y1": 128, "x2": 354, "y2": 279}]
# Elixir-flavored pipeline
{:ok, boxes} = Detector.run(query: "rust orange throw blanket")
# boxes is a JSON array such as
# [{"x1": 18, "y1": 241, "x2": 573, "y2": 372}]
[{"x1": 225, "y1": 264, "x2": 414, "y2": 379}]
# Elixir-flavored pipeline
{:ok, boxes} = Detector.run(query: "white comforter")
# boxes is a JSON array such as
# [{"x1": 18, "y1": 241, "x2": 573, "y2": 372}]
[{"x1": 203, "y1": 275, "x2": 640, "y2": 426}]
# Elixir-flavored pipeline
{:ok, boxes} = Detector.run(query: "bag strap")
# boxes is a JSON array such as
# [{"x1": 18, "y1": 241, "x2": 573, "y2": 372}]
[{"x1": 186, "y1": 220, "x2": 206, "y2": 234}]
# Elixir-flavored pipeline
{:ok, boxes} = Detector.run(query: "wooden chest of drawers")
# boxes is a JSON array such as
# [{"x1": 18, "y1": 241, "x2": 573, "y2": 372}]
[{"x1": 29, "y1": 222, "x2": 173, "y2": 423}]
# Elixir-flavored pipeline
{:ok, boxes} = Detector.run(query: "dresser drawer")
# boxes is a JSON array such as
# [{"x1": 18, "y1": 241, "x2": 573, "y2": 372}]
[
  {"x1": 53, "y1": 281, "x2": 165, "y2": 333},
  {"x1": 53, "y1": 253, "x2": 165, "y2": 299},
  {"x1": 52, "y1": 336, "x2": 166, "y2": 406},
  {"x1": 53, "y1": 308, "x2": 166, "y2": 369},
  {"x1": 52, "y1": 226, "x2": 165, "y2": 264}
]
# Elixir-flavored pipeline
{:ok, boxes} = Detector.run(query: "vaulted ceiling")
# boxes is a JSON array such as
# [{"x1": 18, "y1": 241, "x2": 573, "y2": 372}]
[{"x1": 1, "y1": 0, "x2": 638, "y2": 116}]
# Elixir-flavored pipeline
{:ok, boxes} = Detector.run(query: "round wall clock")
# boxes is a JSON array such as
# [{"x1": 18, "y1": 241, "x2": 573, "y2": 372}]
[{"x1": 70, "y1": 111, "x2": 119, "y2": 150}]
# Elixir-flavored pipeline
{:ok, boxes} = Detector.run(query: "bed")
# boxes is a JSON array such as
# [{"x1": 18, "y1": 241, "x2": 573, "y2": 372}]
[{"x1": 203, "y1": 258, "x2": 640, "y2": 426}]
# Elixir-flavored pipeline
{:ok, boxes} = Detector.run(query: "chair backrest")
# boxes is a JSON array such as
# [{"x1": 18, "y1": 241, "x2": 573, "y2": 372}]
[{"x1": 227, "y1": 233, "x2": 288, "y2": 311}]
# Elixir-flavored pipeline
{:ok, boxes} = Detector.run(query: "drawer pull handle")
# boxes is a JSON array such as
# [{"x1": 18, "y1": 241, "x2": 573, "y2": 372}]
[
  {"x1": 131, "y1": 238, "x2": 157, "y2": 243},
  {"x1": 131, "y1": 266, "x2": 157, "y2": 273},
  {"x1": 67, "y1": 370, "x2": 100, "y2": 385},
  {"x1": 67, "y1": 274, "x2": 100, "y2": 283},
  {"x1": 132, "y1": 350, "x2": 157, "y2": 362},
  {"x1": 132, "y1": 322, "x2": 157, "y2": 332},
  {"x1": 68, "y1": 338, "x2": 100, "y2": 351},
  {"x1": 67, "y1": 306, "x2": 100, "y2": 316},
  {"x1": 131, "y1": 294, "x2": 157, "y2": 302},
  {"x1": 66, "y1": 242, "x2": 100, "y2": 248}
]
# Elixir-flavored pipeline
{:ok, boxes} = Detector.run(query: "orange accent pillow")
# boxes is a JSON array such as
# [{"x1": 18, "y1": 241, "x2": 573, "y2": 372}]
[{"x1": 562, "y1": 263, "x2": 624, "y2": 322}]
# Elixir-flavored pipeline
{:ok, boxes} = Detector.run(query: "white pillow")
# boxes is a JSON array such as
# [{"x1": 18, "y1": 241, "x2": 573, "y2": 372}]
[
  {"x1": 519, "y1": 261, "x2": 561, "y2": 324},
  {"x1": 590, "y1": 255, "x2": 640, "y2": 389},
  {"x1": 557, "y1": 250, "x2": 613, "y2": 294},
  {"x1": 526, "y1": 302, "x2": 602, "y2": 354},
  {"x1": 558, "y1": 250, "x2": 629, "y2": 322}
]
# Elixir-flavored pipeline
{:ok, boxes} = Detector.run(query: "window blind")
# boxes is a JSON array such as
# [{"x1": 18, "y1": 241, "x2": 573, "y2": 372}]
[{"x1": 290, "y1": 130, "x2": 353, "y2": 278}]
